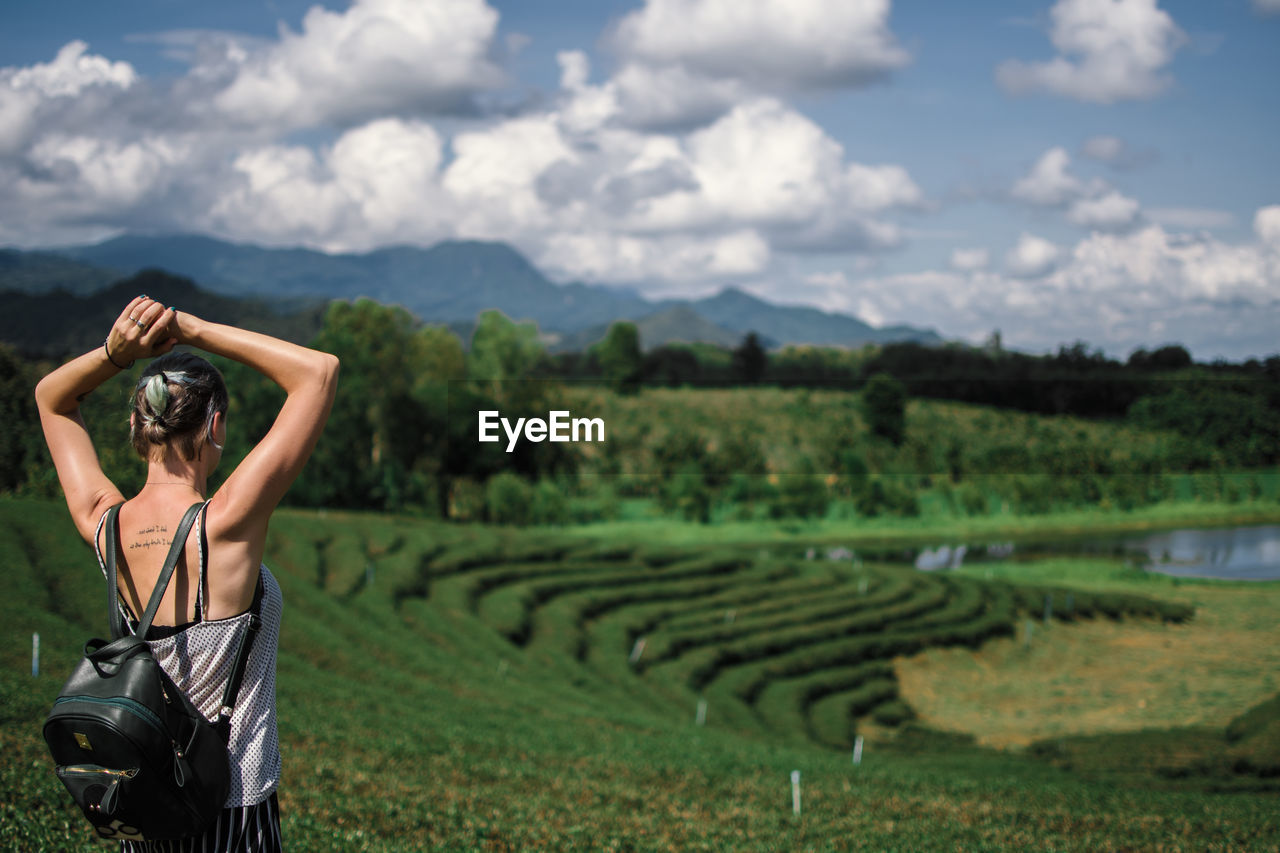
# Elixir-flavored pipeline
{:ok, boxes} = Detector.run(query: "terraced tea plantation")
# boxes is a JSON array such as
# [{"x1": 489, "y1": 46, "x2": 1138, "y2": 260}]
[
  {"x1": 394, "y1": 532, "x2": 1192, "y2": 754},
  {"x1": 2, "y1": 500, "x2": 1275, "y2": 852}
]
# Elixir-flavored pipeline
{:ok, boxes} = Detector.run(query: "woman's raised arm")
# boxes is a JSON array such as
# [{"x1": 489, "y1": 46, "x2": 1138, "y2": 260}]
[
  {"x1": 35, "y1": 296, "x2": 177, "y2": 541},
  {"x1": 169, "y1": 311, "x2": 339, "y2": 539}
]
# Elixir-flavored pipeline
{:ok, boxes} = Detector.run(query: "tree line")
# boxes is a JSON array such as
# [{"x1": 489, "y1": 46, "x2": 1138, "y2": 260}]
[{"x1": 3, "y1": 276, "x2": 1278, "y2": 524}]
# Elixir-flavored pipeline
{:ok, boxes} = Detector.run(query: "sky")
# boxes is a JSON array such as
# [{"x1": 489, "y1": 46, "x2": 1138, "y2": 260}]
[{"x1": 1, "y1": 0, "x2": 1278, "y2": 359}]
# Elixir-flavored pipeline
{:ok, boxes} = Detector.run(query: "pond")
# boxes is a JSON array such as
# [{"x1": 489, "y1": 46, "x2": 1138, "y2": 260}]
[{"x1": 911, "y1": 525, "x2": 1280, "y2": 581}]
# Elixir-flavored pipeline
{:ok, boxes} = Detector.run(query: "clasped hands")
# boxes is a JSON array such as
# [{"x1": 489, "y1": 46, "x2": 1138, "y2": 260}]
[{"x1": 104, "y1": 295, "x2": 186, "y2": 368}]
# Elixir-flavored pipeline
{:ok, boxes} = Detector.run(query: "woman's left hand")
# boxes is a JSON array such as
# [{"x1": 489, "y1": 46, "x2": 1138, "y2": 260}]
[{"x1": 107, "y1": 296, "x2": 178, "y2": 365}]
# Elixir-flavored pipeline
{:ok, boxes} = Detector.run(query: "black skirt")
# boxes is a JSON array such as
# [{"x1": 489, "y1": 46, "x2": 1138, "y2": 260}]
[{"x1": 119, "y1": 791, "x2": 282, "y2": 853}]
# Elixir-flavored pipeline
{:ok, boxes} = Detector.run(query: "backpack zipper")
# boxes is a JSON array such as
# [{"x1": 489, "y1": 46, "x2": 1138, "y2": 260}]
[
  {"x1": 53, "y1": 695, "x2": 167, "y2": 736},
  {"x1": 59, "y1": 765, "x2": 139, "y2": 779}
]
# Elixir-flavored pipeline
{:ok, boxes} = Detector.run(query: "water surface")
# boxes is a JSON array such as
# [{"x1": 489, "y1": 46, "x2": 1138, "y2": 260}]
[{"x1": 911, "y1": 525, "x2": 1280, "y2": 581}]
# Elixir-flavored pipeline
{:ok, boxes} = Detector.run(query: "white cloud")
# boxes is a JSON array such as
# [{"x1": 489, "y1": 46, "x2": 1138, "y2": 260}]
[
  {"x1": 812, "y1": 218, "x2": 1280, "y2": 358},
  {"x1": 610, "y1": 61, "x2": 751, "y2": 131},
  {"x1": 3, "y1": 132, "x2": 196, "y2": 240},
  {"x1": 1257, "y1": 206, "x2": 1280, "y2": 245},
  {"x1": 555, "y1": 50, "x2": 750, "y2": 132},
  {"x1": 1006, "y1": 233, "x2": 1061, "y2": 277},
  {"x1": 0, "y1": 41, "x2": 138, "y2": 155},
  {"x1": 615, "y1": 98, "x2": 922, "y2": 257},
  {"x1": 0, "y1": 87, "x2": 39, "y2": 156},
  {"x1": 7, "y1": 41, "x2": 137, "y2": 97},
  {"x1": 1011, "y1": 147, "x2": 1090, "y2": 206},
  {"x1": 206, "y1": 119, "x2": 451, "y2": 250},
  {"x1": 996, "y1": 0, "x2": 1186, "y2": 103},
  {"x1": 540, "y1": 229, "x2": 769, "y2": 289},
  {"x1": 570, "y1": 0, "x2": 910, "y2": 131},
  {"x1": 0, "y1": 31, "x2": 926, "y2": 285},
  {"x1": 1253, "y1": 0, "x2": 1280, "y2": 15},
  {"x1": 613, "y1": 0, "x2": 909, "y2": 92},
  {"x1": 1012, "y1": 146, "x2": 1140, "y2": 231},
  {"x1": 1067, "y1": 189, "x2": 1140, "y2": 230},
  {"x1": 443, "y1": 115, "x2": 576, "y2": 237},
  {"x1": 212, "y1": 0, "x2": 503, "y2": 128},
  {"x1": 190, "y1": 93, "x2": 926, "y2": 279},
  {"x1": 950, "y1": 248, "x2": 990, "y2": 271},
  {"x1": 1146, "y1": 207, "x2": 1235, "y2": 230},
  {"x1": 1058, "y1": 224, "x2": 1277, "y2": 306}
]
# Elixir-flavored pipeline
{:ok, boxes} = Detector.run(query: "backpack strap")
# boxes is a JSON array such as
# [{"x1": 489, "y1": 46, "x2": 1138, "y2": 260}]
[
  {"x1": 99, "y1": 504, "x2": 126, "y2": 641},
  {"x1": 104, "y1": 502, "x2": 206, "y2": 640},
  {"x1": 213, "y1": 570, "x2": 264, "y2": 743}
]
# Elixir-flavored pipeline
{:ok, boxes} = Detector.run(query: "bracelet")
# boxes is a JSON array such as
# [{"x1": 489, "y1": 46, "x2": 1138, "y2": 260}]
[{"x1": 103, "y1": 338, "x2": 134, "y2": 370}]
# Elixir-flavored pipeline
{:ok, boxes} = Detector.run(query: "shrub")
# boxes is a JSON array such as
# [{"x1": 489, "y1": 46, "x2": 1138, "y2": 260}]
[
  {"x1": 448, "y1": 477, "x2": 488, "y2": 521},
  {"x1": 862, "y1": 372, "x2": 908, "y2": 445},
  {"x1": 662, "y1": 463, "x2": 714, "y2": 523},
  {"x1": 768, "y1": 474, "x2": 830, "y2": 520},
  {"x1": 486, "y1": 472, "x2": 535, "y2": 526},
  {"x1": 532, "y1": 479, "x2": 571, "y2": 525},
  {"x1": 855, "y1": 477, "x2": 919, "y2": 518},
  {"x1": 871, "y1": 699, "x2": 915, "y2": 727}
]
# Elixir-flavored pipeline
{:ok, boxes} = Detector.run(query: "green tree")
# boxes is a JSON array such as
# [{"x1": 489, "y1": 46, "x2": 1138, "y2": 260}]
[
  {"x1": 468, "y1": 309, "x2": 545, "y2": 400},
  {"x1": 594, "y1": 321, "x2": 643, "y2": 394},
  {"x1": 862, "y1": 372, "x2": 907, "y2": 446},
  {"x1": 296, "y1": 299, "x2": 465, "y2": 513},
  {"x1": 731, "y1": 332, "x2": 768, "y2": 384}
]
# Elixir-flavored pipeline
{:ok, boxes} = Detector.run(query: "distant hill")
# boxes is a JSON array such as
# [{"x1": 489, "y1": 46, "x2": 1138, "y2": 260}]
[
  {"x1": 688, "y1": 287, "x2": 939, "y2": 348},
  {"x1": 554, "y1": 304, "x2": 749, "y2": 353},
  {"x1": 57, "y1": 235, "x2": 655, "y2": 333},
  {"x1": 42, "y1": 233, "x2": 941, "y2": 348},
  {"x1": 0, "y1": 248, "x2": 119, "y2": 296},
  {"x1": 0, "y1": 270, "x2": 325, "y2": 360}
]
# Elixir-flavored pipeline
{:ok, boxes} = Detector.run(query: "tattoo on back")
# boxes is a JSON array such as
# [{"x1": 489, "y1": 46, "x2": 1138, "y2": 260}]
[{"x1": 129, "y1": 524, "x2": 170, "y2": 551}]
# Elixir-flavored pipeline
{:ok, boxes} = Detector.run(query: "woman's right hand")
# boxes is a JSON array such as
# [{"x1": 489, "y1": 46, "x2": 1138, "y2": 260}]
[{"x1": 107, "y1": 295, "x2": 177, "y2": 364}]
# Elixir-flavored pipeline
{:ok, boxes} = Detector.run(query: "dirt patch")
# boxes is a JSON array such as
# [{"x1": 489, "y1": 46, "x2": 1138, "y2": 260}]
[{"x1": 895, "y1": 585, "x2": 1280, "y2": 749}]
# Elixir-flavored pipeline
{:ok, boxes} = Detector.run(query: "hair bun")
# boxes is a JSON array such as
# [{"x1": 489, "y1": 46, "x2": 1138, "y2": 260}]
[
  {"x1": 130, "y1": 354, "x2": 228, "y2": 462},
  {"x1": 143, "y1": 373, "x2": 170, "y2": 417}
]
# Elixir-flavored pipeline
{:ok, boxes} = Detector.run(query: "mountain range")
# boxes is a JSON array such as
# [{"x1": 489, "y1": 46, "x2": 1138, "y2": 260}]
[{"x1": 6, "y1": 234, "x2": 940, "y2": 351}]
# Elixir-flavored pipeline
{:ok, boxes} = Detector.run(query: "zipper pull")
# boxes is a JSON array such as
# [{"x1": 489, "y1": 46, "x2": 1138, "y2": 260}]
[{"x1": 172, "y1": 744, "x2": 187, "y2": 787}]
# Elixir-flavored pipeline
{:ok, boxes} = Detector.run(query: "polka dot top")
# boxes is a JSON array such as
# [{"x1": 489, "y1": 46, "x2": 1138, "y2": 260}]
[{"x1": 95, "y1": 506, "x2": 284, "y2": 808}]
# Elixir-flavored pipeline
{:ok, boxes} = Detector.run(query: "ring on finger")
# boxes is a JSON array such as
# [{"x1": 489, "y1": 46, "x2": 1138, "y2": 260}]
[{"x1": 134, "y1": 319, "x2": 146, "y2": 328}]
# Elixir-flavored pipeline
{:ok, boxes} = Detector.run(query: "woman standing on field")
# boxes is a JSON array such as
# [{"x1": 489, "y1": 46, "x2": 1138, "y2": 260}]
[{"x1": 35, "y1": 296, "x2": 339, "y2": 852}]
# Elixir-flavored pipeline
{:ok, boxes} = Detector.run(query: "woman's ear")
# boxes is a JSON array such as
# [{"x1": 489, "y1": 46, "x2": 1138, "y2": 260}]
[{"x1": 210, "y1": 410, "x2": 226, "y2": 451}]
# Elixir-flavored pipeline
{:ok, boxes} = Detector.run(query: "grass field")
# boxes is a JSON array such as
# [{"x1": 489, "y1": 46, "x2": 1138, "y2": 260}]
[
  {"x1": 898, "y1": 558, "x2": 1280, "y2": 749},
  {"x1": 2, "y1": 498, "x2": 1278, "y2": 852}
]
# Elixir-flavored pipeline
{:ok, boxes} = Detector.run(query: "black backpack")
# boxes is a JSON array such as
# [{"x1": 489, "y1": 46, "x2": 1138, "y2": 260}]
[{"x1": 44, "y1": 501, "x2": 262, "y2": 842}]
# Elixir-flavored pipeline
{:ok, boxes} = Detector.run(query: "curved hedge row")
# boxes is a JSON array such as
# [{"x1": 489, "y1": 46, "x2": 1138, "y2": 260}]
[
  {"x1": 488, "y1": 553, "x2": 752, "y2": 647},
  {"x1": 368, "y1": 525, "x2": 1199, "y2": 753},
  {"x1": 1010, "y1": 584, "x2": 1193, "y2": 623},
  {"x1": 643, "y1": 571, "x2": 843, "y2": 635},
  {"x1": 643, "y1": 569, "x2": 913, "y2": 666},
  {"x1": 684, "y1": 575, "x2": 952, "y2": 691}
]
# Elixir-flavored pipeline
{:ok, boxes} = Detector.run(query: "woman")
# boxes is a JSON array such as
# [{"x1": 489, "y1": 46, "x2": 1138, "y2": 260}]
[{"x1": 35, "y1": 295, "x2": 339, "y2": 851}]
